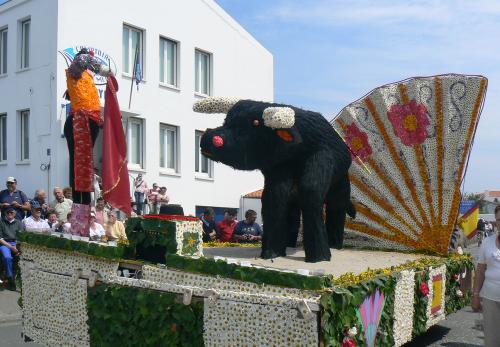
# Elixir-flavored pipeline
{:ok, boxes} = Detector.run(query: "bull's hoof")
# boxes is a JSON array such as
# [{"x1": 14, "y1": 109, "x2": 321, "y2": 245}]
[{"x1": 261, "y1": 249, "x2": 286, "y2": 259}]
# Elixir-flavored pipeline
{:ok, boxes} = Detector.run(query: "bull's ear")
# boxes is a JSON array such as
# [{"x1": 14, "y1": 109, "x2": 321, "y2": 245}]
[{"x1": 275, "y1": 127, "x2": 302, "y2": 144}]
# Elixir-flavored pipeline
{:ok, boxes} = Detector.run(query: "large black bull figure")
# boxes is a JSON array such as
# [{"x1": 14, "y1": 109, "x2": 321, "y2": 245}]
[{"x1": 194, "y1": 97, "x2": 354, "y2": 262}]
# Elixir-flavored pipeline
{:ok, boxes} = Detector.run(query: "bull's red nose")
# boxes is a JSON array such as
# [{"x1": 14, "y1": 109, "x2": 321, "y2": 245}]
[{"x1": 212, "y1": 136, "x2": 224, "y2": 148}]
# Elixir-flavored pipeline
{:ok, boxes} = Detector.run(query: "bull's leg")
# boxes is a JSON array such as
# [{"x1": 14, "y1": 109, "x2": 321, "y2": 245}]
[
  {"x1": 261, "y1": 167, "x2": 295, "y2": 259},
  {"x1": 298, "y1": 151, "x2": 333, "y2": 262},
  {"x1": 325, "y1": 173, "x2": 351, "y2": 249},
  {"x1": 285, "y1": 199, "x2": 301, "y2": 247}
]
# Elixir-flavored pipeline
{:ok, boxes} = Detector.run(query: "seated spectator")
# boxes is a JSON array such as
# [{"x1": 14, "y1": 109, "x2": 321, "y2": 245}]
[
  {"x1": 0, "y1": 207, "x2": 24, "y2": 290},
  {"x1": 0, "y1": 177, "x2": 30, "y2": 221},
  {"x1": 233, "y1": 209, "x2": 263, "y2": 243},
  {"x1": 200, "y1": 208, "x2": 217, "y2": 242},
  {"x1": 217, "y1": 209, "x2": 237, "y2": 242},
  {"x1": 23, "y1": 202, "x2": 50, "y2": 231},
  {"x1": 89, "y1": 212, "x2": 105, "y2": 241},
  {"x1": 105, "y1": 210, "x2": 128, "y2": 241},
  {"x1": 27, "y1": 189, "x2": 49, "y2": 219},
  {"x1": 63, "y1": 186, "x2": 73, "y2": 200},
  {"x1": 49, "y1": 187, "x2": 73, "y2": 221},
  {"x1": 63, "y1": 212, "x2": 72, "y2": 233},
  {"x1": 47, "y1": 212, "x2": 61, "y2": 232},
  {"x1": 92, "y1": 197, "x2": 110, "y2": 225}
]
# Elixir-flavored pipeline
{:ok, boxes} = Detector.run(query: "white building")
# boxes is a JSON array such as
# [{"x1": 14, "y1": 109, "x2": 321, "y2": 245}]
[{"x1": 0, "y1": 0, "x2": 271, "y2": 216}]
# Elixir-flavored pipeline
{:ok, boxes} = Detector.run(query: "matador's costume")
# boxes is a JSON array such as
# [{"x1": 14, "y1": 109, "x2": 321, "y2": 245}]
[{"x1": 64, "y1": 48, "x2": 110, "y2": 235}]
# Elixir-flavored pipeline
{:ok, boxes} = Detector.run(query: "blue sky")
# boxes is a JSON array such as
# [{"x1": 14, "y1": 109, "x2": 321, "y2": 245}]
[{"x1": 216, "y1": 0, "x2": 500, "y2": 193}]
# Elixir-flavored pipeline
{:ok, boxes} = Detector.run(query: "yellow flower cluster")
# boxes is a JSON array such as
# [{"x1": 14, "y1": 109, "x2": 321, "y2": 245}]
[
  {"x1": 203, "y1": 242, "x2": 261, "y2": 248},
  {"x1": 332, "y1": 254, "x2": 471, "y2": 287}
]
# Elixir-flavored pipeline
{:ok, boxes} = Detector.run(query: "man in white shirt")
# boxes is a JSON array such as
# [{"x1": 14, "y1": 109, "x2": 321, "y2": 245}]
[
  {"x1": 23, "y1": 202, "x2": 50, "y2": 231},
  {"x1": 49, "y1": 187, "x2": 73, "y2": 221},
  {"x1": 89, "y1": 212, "x2": 105, "y2": 240}
]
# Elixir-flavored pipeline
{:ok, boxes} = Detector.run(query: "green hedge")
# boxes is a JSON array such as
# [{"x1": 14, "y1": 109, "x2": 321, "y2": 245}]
[
  {"x1": 165, "y1": 254, "x2": 331, "y2": 290},
  {"x1": 126, "y1": 218, "x2": 177, "y2": 255},
  {"x1": 18, "y1": 232, "x2": 130, "y2": 261},
  {"x1": 87, "y1": 283, "x2": 203, "y2": 347}
]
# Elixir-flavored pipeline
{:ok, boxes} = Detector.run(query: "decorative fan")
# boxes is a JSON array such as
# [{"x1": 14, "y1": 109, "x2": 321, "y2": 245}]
[{"x1": 332, "y1": 74, "x2": 487, "y2": 254}]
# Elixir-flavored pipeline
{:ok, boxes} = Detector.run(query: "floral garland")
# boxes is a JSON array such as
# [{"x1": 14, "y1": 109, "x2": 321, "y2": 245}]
[{"x1": 203, "y1": 241, "x2": 261, "y2": 248}]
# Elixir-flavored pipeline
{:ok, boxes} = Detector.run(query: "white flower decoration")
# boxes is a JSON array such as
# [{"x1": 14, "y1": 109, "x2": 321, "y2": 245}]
[
  {"x1": 457, "y1": 247, "x2": 463, "y2": 255},
  {"x1": 262, "y1": 107, "x2": 295, "y2": 129},
  {"x1": 348, "y1": 326, "x2": 358, "y2": 337},
  {"x1": 456, "y1": 289, "x2": 463, "y2": 298}
]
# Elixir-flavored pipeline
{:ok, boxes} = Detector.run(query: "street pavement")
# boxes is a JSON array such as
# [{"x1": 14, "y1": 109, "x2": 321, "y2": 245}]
[{"x1": 0, "y1": 244, "x2": 485, "y2": 346}]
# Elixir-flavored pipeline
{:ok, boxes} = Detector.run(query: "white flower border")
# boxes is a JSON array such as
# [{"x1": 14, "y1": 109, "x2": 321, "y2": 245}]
[
  {"x1": 393, "y1": 269, "x2": 415, "y2": 347},
  {"x1": 175, "y1": 220, "x2": 204, "y2": 257}
]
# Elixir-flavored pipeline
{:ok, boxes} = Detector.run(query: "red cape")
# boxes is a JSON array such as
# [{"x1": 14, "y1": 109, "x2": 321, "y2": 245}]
[{"x1": 102, "y1": 76, "x2": 132, "y2": 215}]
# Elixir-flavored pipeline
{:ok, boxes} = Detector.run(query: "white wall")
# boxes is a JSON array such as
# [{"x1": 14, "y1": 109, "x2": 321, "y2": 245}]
[
  {"x1": 0, "y1": 0, "x2": 58, "y2": 198},
  {"x1": 0, "y1": 0, "x2": 271, "y2": 214}
]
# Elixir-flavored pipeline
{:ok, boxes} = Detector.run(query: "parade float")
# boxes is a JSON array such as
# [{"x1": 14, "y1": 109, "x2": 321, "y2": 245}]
[{"x1": 18, "y1": 74, "x2": 485, "y2": 346}]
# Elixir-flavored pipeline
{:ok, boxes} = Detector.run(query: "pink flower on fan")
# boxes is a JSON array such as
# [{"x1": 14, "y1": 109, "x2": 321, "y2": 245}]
[
  {"x1": 387, "y1": 99, "x2": 430, "y2": 146},
  {"x1": 344, "y1": 122, "x2": 372, "y2": 161}
]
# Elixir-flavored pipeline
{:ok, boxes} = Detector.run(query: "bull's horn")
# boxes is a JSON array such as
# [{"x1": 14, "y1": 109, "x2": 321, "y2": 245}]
[
  {"x1": 262, "y1": 107, "x2": 295, "y2": 129},
  {"x1": 193, "y1": 97, "x2": 239, "y2": 114}
]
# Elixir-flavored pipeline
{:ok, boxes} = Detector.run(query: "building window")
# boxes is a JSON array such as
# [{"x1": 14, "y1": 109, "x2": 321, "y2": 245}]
[
  {"x1": 159, "y1": 124, "x2": 178, "y2": 172},
  {"x1": 122, "y1": 25, "x2": 144, "y2": 76},
  {"x1": 159, "y1": 37, "x2": 178, "y2": 87},
  {"x1": 0, "y1": 28, "x2": 7, "y2": 75},
  {"x1": 195, "y1": 50, "x2": 211, "y2": 95},
  {"x1": 19, "y1": 110, "x2": 29, "y2": 161},
  {"x1": 126, "y1": 117, "x2": 143, "y2": 167},
  {"x1": 0, "y1": 114, "x2": 6, "y2": 162},
  {"x1": 195, "y1": 131, "x2": 212, "y2": 177},
  {"x1": 20, "y1": 19, "x2": 30, "y2": 69}
]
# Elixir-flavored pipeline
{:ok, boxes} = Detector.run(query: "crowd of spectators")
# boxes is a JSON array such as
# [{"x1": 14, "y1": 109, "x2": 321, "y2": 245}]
[
  {"x1": 0, "y1": 176, "x2": 131, "y2": 291},
  {"x1": 0, "y1": 173, "x2": 263, "y2": 290},
  {"x1": 200, "y1": 208, "x2": 263, "y2": 244}
]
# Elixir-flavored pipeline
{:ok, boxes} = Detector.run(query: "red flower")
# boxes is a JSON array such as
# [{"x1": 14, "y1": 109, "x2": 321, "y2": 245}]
[
  {"x1": 170, "y1": 323, "x2": 177, "y2": 333},
  {"x1": 453, "y1": 274, "x2": 460, "y2": 282},
  {"x1": 342, "y1": 337, "x2": 356, "y2": 347},
  {"x1": 344, "y1": 122, "x2": 372, "y2": 161},
  {"x1": 387, "y1": 99, "x2": 429, "y2": 146},
  {"x1": 420, "y1": 282, "x2": 429, "y2": 297}
]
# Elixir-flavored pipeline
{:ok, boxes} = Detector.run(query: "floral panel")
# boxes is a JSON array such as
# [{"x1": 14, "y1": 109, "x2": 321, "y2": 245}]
[{"x1": 203, "y1": 299, "x2": 318, "y2": 347}]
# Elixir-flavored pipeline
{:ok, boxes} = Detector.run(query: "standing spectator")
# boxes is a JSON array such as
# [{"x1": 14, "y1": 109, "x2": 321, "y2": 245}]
[
  {"x1": 63, "y1": 186, "x2": 73, "y2": 200},
  {"x1": 472, "y1": 205, "x2": 500, "y2": 346},
  {"x1": 0, "y1": 207, "x2": 24, "y2": 290},
  {"x1": 89, "y1": 212, "x2": 105, "y2": 241},
  {"x1": 133, "y1": 174, "x2": 148, "y2": 216},
  {"x1": 92, "y1": 197, "x2": 110, "y2": 225},
  {"x1": 105, "y1": 210, "x2": 128, "y2": 241},
  {"x1": 217, "y1": 209, "x2": 237, "y2": 242},
  {"x1": 156, "y1": 187, "x2": 170, "y2": 209},
  {"x1": 200, "y1": 208, "x2": 217, "y2": 242},
  {"x1": 0, "y1": 177, "x2": 30, "y2": 221},
  {"x1": 23, "y1": 202, "x2": 50, "y2": 231},
  {"x1": 92, "y1": 167, "x2": 102, "y2": 206},
  {"x1": 147, "y1": 183, "x2": 160, "y2": 214},
  {"x1": 27, "y1": 189, "x2": 49, "y2": 219},
  {"x1": 47, "y1": 212, "x2": 61, "y2": 232},
  {"x1": 233, "y1": 209, "x2": 263, "y2": 243},
  {"x1": 49, "y1": 187, "x2": 73, "y2": 221}
]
